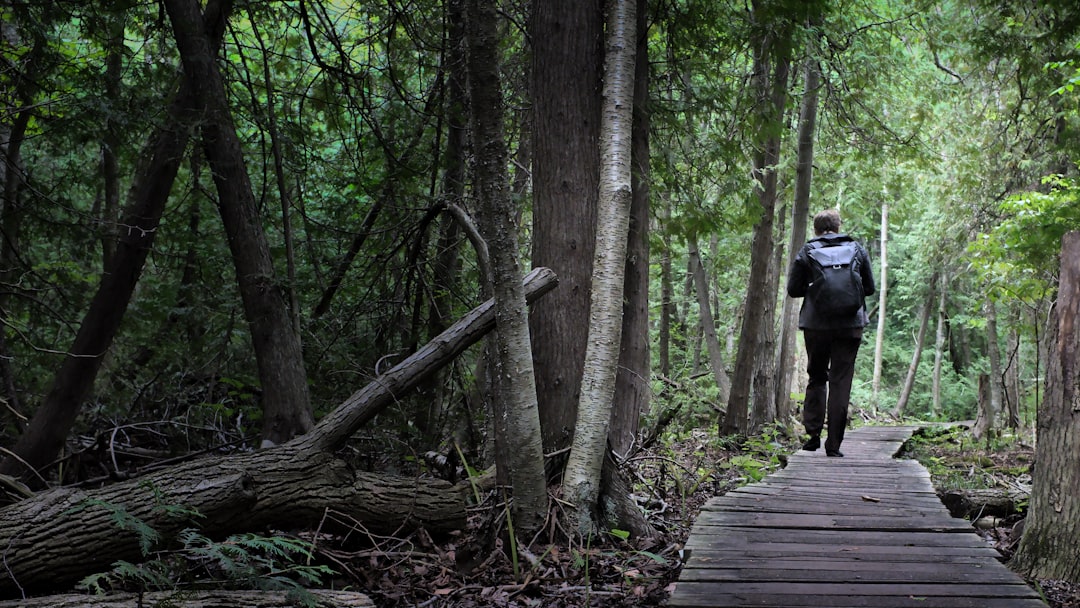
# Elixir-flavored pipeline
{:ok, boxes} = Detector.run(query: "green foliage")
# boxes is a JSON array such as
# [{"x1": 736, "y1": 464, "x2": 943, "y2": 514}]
[
  {"x1": 968, "y1": 174, "x2": 1080, "y2": 296},
  {"x1": 80, "y1": 529, "x2": 333, "y2": 606}
]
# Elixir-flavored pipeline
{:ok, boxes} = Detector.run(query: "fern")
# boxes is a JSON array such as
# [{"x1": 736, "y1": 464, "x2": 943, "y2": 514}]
[{"x1": 75, "y1": 497, "x2": 334, "y2": 603}]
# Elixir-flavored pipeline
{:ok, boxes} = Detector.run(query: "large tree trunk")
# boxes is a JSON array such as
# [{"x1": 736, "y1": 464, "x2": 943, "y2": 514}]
[
  {"x1": 775, "y1": 51, "x2": 821, "y2": 425},
  {"x1": 721, "y1": 1, "x2": 792, "y2": 436},
  {"x1": 609, "y1": 0, "x2": 651, "y2": 457},
  {"x1": 688, "y1": 234, "x2": 732, "y2": 402},
  {"x1": 563, "y1": 0, "x2": 637, "y2": 536},
  {"x1": 165, "y1": 0, "x2": 314, "y2": 447},
  {"x1": 0, "y1": 269, "x2": 558, "y2": 597},
  {"x1": 464, "y1": 0, "x2": 547, "y2": 535},
  {"x1": 0, "y1": 2, "x2": 229, "y2": 483},
  {"x1": 1011, "y1": 231, "x2": 1080, "y2": 582},
  {"x1": 529, "y1": 0, "x2": 603, "y2": 459}
]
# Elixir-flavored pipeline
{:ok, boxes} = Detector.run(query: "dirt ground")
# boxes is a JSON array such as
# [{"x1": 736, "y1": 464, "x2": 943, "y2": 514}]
[{"x1": 336, "y1": 425, "x2": 1079, "y2": 607}]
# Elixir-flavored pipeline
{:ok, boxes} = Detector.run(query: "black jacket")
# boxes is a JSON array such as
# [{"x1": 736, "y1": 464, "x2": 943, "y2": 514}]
[{"x1": 786, "y1": 233, "x2": 876, "y2": 330}]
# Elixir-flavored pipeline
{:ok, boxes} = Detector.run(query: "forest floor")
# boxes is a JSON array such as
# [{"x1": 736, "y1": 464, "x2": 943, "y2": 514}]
[{"x1": 340, "y1": 423, "x2": 1080, "y2": 607}]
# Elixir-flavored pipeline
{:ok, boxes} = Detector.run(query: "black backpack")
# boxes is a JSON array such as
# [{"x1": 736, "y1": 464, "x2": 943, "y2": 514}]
[{"x1": 806, "y1": 242, "x2": 865, "y2": 316}]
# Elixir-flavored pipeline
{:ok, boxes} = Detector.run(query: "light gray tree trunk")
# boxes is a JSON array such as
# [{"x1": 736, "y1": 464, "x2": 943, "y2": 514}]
[
  {"x1": 463, "y1": 0, "x2": 547, "y2": 535},
  {"x1": 689, "y1": 234, "x2": 732, "y2": 403},
  {"x1": 894, "y1": 276, "x2": 936, "y2": 417},
  {"x1": 564, "y1": 0, "x2": 636, "y2": 536},
  {"x1": 1011, "y1": 231, "x2": 1080, "y2": 582},
  {"x1": 931, "y1": 274, "x2": 948, "y2": 417},
  {"x1": 872, "y1": 201, "x2": 889, "y2": 409},
  {"x1": 610, "y1": 1, "x2": 651, "y2": 456}
]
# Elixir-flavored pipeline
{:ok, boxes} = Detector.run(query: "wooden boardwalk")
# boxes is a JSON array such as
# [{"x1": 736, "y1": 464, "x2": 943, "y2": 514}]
[{"x1": 668, "y1": 425, "x2": 1046, "y2": 608}]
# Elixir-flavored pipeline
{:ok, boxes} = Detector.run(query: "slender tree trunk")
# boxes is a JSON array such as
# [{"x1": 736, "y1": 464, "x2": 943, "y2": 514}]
[
  {"x1": 776, "y1": 52, "x2": 820, "y2": 424},
  {"x1": 659, "y1": 198, "x2": 673, "y2": 380},
  {"x1": 610, "y1": 2, "x2": 650, "y2": 456},
  {"x1": 564, "y1": 0, "x2": 636, "y2": 536},
  {"x1": 931, "y1": 274, "x2": 948, "y2": 417},
  {"x1": 894, "y1": 277, "x2": 936, "y2": 416},
  {"x1": 249, "y1": 15, "x2": 301, "y2": 335},
  {"x1": 165, "y1": 0, "x2": 313, "y2": 447},
  {"x1": 721, "y1": 2, "x2": 792, "y2": 436},
  {"x1": 1011, "y1": 231, "x2": 1080, "y2": 582},
  {"x1": 464, "y1": 0, "x2": 547, "y2": 535},
  {"x1": 872, "y1": 201, "x2": 889, "y2": 409},
  {"x1": 1005, "y1": 321, "x2": 1022, "y2": 428},
  {"x1": 529, "y1": 0, "x2": 603, "y2": 458},
  {"x1": 689, "y1": 235, "x2": 731, "y2": 402},
  {"x1": 974, "y1": 299, "x2": 1004, "y2": 439}
]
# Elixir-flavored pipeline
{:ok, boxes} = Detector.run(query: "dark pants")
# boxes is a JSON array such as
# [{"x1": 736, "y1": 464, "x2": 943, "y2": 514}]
[{"x1": 802, "y1": 328, "x2": 863, "y2": 452}]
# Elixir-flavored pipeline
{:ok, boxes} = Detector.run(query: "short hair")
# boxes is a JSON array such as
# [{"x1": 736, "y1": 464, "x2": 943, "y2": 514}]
[{"x1": 813, "y1": 209, "x2": 842, "y2": 235}]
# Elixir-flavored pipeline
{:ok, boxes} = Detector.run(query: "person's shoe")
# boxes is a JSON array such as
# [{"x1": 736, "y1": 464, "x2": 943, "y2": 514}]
[
  {"x1": 802, "y1": 436, "x2": 820, "y2": 451},
  {"x1": 826, "y1": 449, "x2": 844, "y2": 458}
]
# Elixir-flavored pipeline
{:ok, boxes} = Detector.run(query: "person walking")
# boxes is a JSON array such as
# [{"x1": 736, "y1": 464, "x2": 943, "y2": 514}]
[{"x1": 785, "y1": 209, "x2": 876, "y2": 457}]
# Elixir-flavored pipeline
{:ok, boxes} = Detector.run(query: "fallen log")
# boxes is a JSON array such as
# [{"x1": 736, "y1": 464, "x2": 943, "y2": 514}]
[
  {"x1": 939, "y1": 487, "x2": 1030, "y2": 519},
  {"x1": 0, "y1": 268, "x2": 558, "y2": 598},
  {"x1": 0, "y1": 590, "x2": 374, "y2": 607}
]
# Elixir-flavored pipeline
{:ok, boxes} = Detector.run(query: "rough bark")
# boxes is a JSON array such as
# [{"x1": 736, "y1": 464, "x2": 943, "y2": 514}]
[
  {"x1": 0, "y1": 269, "x2": 558, "y2": 597},
  {"x1": 165, "y1": 0, "x2": 314, "y2": 447},
  {"x1": 688, "y1": 235, "x2": 732, "y2": 403},
  {"x1": 609, "y1": 0, "x2": 651, "y2": 457},
  {"x1": 0, "y1": 590, "x2": 373, "y2": 607},
  {"x1": 529, "y1": 0, "x2": 603, "y2": 457},
  {"x1": 1011, "y1": 231, "x2": 1080, "y2": 582},
  {"x1": 464, "y1": 0, "x2": 547, "y2": 535},
  {"x1": 894, "y1": 278, "x2": 936, "y2": 416},
  {"x1": 776, "y1": 52, "x2": 820, "y2": 424}
]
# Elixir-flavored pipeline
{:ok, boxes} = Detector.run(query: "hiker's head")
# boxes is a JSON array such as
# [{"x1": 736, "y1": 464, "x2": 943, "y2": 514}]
[{"x1": 813, "y1": 209, "x2": 841, "y2": 236}]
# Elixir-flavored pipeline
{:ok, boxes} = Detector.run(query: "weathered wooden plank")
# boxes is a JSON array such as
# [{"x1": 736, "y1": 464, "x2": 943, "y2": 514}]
[
  {"x1": 669, "y1": 582, "x2": 1046, "y2": 607},
  {"x1": 683, "y1": 527, "x2": 993, "y2": 549},
  {"x1": 687, "y1": 546, "x2": 1006, "y2": 563},
  {"x1": 690, "y1": 510, "x2": 971, "y2": 531},
  {"x1": 677, "y1": 560, "x2": 1025, "y2": 584}
]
